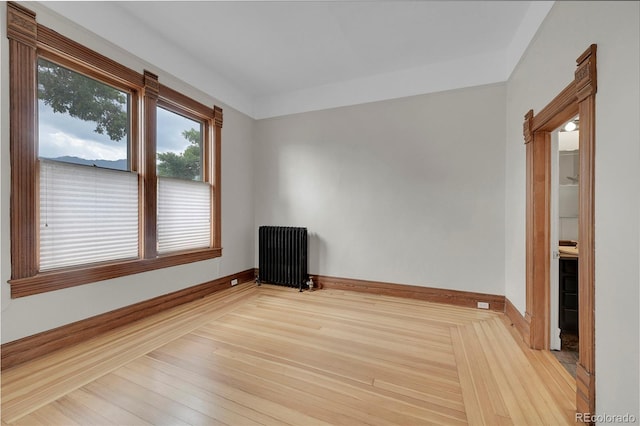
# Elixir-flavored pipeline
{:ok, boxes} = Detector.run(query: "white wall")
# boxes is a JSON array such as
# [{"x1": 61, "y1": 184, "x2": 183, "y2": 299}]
[
  {"x1": 0, "y1": 4, "x2": 255, "y2": 343},
  {"x1": 254, "y1": 84, "x2": 506, "y2": 295},
  {"x1": 504, "y1": 1, "x2": 639, "y2": 420}
]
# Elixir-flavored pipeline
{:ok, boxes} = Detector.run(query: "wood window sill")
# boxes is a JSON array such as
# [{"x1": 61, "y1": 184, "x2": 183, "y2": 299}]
[{"x1": 8, "y1": 247, "x2": 222, "y2": 298}]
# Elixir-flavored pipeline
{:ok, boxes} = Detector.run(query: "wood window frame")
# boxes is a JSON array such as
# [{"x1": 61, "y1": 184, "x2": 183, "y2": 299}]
[
  {"x1": 523, "y1": 44, "x2": 596, "y2": 417},
  {"x1": 155, "y1": 84, "x2": 222, "y2": 256},
  {"x1": 6, "y1": 2, "x2": 222, "y2": 298}
]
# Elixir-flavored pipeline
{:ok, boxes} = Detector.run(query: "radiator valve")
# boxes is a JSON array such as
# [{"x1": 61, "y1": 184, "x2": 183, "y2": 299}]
[{"x1": 307, "y1": 277, "x2": 314, "y2": 290}]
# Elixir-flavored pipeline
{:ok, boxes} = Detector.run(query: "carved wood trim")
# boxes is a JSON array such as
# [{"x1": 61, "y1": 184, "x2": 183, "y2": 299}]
[
  {"x1": 575, "y1": 44, "x2": 597, "y2": 103},
  {"x1": 523, "y1": 110, "x2": 533, "y2": 144},
  {"x1": 2, "y1": 269, "x2": 255, "y2": 369},
  {"x1": 523, "y1": 44, "x2": 597, "y2": 417},
  {"x1": 143, "y1": 70, "x2": 159, "y2": 99},
  {"x1": 576, "y1": 71, "x2": 596, "y2": 418},
  {"x1": 7, "y1": 2, "x2": 36, "y2": 48},
  {"x1": 214, "y1": 105, "x2": 223, "y2": 128},
  {"x1": 530, "y1": 131, "x2": 551, "y2": 350},
  {"x1": 525, "y1": 140, "x2": 534, "y2": 322},
  {"x1": 8, "y1": 4, "x2": 38, "y2": 280}
]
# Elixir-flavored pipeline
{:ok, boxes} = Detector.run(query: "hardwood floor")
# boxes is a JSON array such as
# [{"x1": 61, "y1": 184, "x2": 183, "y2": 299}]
[{"x1": 1, "y1": 283, "x2": 576, "y2": 425}]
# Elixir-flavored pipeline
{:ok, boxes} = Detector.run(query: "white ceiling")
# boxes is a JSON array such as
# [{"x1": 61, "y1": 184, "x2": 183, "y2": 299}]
[{"x1": 37, "y1": 1, "x2": 554, "y2": 119}]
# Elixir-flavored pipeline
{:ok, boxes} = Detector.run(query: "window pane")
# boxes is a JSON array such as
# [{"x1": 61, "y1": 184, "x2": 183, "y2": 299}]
[
  {"x1": 157, "y1": 107, "x2": 203, "y2": 181},
  {"x1": 40, "y1": 160, "x2": 139, "y2": 271},
  {"x1": 37, "y1": 58, "x2": 129, "y2": 171},
  {"x1": 157, "y1": 177, "x2": 211, "y2": 254}
]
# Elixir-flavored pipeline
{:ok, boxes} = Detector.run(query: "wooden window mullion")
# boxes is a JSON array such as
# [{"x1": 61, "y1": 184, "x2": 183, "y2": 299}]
[
  {"x1": 213, "y1": 106, "x2": 223, "y2": 250},
  {"x1": 143, "y1": 71, "x2": 159, "y2": 259}
]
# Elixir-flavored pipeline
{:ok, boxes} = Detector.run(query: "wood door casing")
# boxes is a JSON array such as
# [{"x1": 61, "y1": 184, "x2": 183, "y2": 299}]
[{"x1": 523, "y1": 45, "x2": 596, "y2": 418}]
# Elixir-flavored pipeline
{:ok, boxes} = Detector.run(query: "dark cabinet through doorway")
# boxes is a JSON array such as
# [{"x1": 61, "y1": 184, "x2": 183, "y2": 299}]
[{"x1": 559, "y1": 257, "x2": 579, "y2": 334}]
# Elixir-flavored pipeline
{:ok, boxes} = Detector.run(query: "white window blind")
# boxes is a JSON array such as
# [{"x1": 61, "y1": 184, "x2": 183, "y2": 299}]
[
  {"x1": 39, "y1": 160, "x2": 139, "y2": 271},
  {"x1": 157, "y1": 177, "x2": 211, "y2": 254}
]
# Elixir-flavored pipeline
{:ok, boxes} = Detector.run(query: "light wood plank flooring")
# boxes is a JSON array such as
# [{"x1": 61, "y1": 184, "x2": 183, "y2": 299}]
[{"x1": 1, "y1": 283, "x2": 576, "y2": 425}]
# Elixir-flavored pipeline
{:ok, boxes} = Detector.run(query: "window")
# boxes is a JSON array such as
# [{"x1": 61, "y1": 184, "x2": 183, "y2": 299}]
[
  {"x1": 157, "y1": 107, "x2": 202, "y2": 180},
  {"x1": 37, "y1": 58, "x2": 139, "y2": 271},
  {"x1": 157, "y1": 177, "x2": 211, "y2": 254},
  {"x1": 6, "y1": 3, "x2": 222, "y2": 297},
  {"x1": 156, "y1": 103, "x2": 212, "y2": 254},
  {"x1": 37, "y1": 58, "x2": 130, "y2": 171}
]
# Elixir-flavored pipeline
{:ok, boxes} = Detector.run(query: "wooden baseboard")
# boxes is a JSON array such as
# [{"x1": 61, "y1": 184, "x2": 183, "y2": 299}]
[
  {"x1": 505, "y1": 297, "x2": 531, "y2": 344},
  {"x1": 302, "y1": 273, "x2": 505, "y2": 312},
  {"x1": 1, "y1": 268, "x2": 255, "y2": 370},
  {"x1": 576, "y1": 362, "x2": 595, "y2": 419}
]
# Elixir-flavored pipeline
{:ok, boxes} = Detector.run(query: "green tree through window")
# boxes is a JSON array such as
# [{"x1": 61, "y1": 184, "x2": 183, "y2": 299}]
[
  {"x1": 38, "y1": 58, "x2": 128, "y2": 142},
  {"x1": 157, "y1": 128, "x2": 202, "y2": 180},
  {"x1": 38, "y1": 58, "x2": 199, "y2": 177}
]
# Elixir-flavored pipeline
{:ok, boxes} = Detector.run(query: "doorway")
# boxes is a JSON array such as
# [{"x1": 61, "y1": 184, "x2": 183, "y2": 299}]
[
  {"x1": 523, "y1": 45, "x2": 596, "y2": 416},
  {"x1": 550, "y1": 117, "x2": 580, "y2": 377}
]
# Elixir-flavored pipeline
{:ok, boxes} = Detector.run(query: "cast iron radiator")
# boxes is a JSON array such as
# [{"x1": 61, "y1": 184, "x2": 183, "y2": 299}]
[{"x1": 258, "y1": 226, "x2": 308, "y2": 291}]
